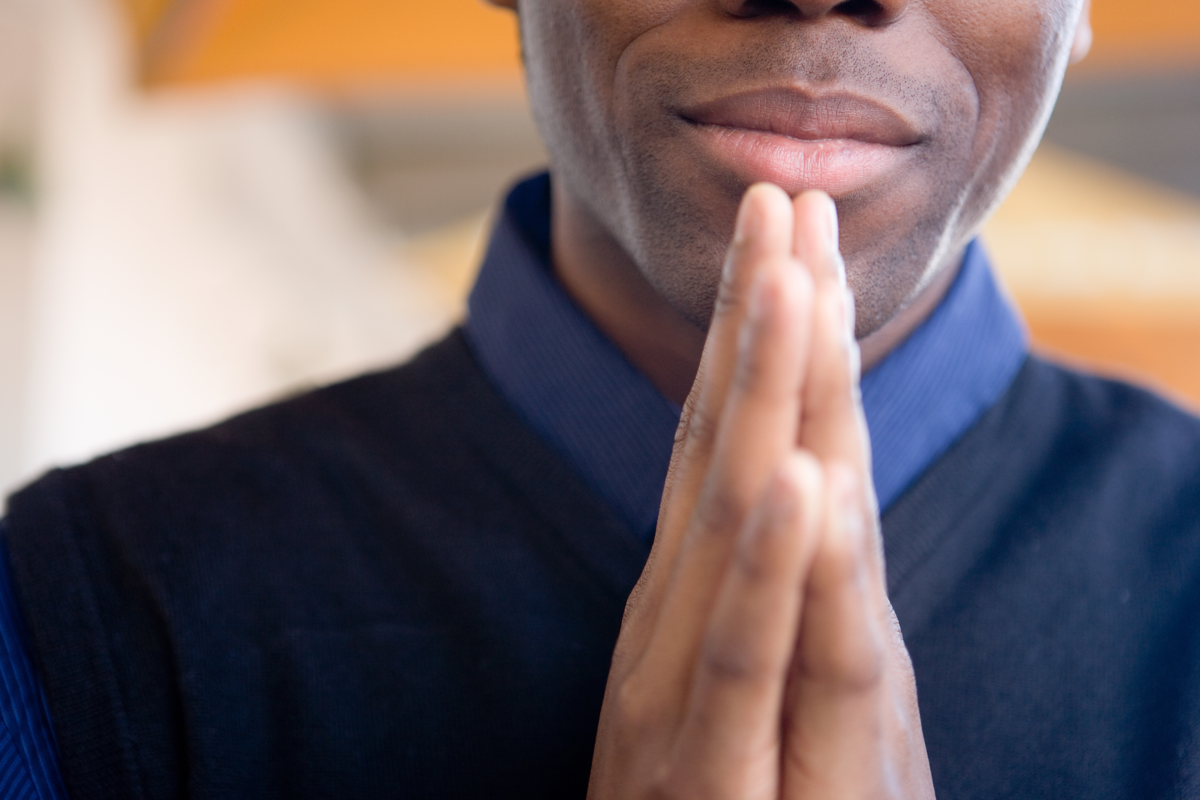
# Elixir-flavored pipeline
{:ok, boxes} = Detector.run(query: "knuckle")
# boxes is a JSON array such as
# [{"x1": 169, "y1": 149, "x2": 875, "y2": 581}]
[
  {"x1": 783, "y1": 452, "x2": 825, "y2": 494},
  {"x1": 827, "y1": 537, "x2": 865, "y2": 584},
  {"x1": 812, "y1": 521, "x2": 864, "y2": 585},
  {"x1": 694, "y1": 483, "x2": 745, "y2": 537},
  {"x1": 836, "y1": 648, "x2": 887, "y2": 694},
  {"x1": 648, "y1": 767, "x2": 700, "y2": 800},
  {"x1": 612, "y1": 677, "x2": 661, "y2": 734},
  {"x1": 808, "y1": 640, "x2": 886, "y2": 695},
  {"x1": 649, "y1": 760, "x2": 729, "y2": 800},
  {"x1": 731, "y1": 342, "x2": 768, "y2": 395},
  {"x1": 702, "y1": 635, "x2": 772, "y2": 686},
  {"x1": 795, "y1": 448, "x2": 824, "y2": 474},
  {"x1": 732, "y1": 542, "x2": 769, "y2": 585},
  {"x1": 681, "y1": 401, "x2": 720, "y2": 452}
]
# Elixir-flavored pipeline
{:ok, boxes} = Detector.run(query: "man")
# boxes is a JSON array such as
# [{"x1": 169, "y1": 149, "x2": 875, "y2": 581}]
[{"x1": 1, "y1": 0, "x2": 1197, "y2": 797}]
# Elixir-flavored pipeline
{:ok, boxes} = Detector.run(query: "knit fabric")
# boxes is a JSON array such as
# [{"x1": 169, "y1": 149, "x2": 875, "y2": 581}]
[{"x1": 3, "y1": 331, "x2": 1198, "y2": 799}]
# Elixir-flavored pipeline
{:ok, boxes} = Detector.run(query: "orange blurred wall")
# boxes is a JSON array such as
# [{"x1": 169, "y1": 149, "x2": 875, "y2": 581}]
[
  {"x1": 124, "y1": 0, "x2": 1200, "y2": 88},
  {"x1": 1087, "y1": 0, "x2": 1200, "y2": 66},
  {"x1": 134, "y1": 0, "x2": 522, "y2": 87}
]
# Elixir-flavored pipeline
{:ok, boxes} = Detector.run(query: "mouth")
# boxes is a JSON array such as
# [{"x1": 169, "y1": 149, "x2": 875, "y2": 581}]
[{"x1": 678, "y1": 87, "x2": 925, "y2": 197}]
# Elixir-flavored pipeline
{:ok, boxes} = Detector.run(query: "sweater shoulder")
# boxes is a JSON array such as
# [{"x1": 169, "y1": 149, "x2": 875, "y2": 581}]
[
  {"x1": 884, "y1": 354, "x2": 1200, "y2": 608},
  {"x1": 1032, "y1": 354, "x2": 1200, "y2": 434},
  {"x1": 1019, "y1": 355, "x2": 1200, "y2": 498},
  {"x1": 887, "y1": 357, "x2": 1200, "y2": 800},
  {"x1": 0, "y1": 328, "x2": 640, "y2": 800}
]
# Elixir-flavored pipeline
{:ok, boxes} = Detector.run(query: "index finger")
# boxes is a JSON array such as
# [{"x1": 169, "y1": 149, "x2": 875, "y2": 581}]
[
  {"x1": 792, "y1": 191, "x2": 872, "y2": 491},
  {"x1": 619, "y1": 184, "x2": 796, "y2": 648}
]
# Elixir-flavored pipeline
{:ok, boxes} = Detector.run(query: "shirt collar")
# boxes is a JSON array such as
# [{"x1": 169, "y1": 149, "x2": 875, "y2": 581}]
[{"x1": 465, "y1": 173, "x2": 1027, "y2": 539}]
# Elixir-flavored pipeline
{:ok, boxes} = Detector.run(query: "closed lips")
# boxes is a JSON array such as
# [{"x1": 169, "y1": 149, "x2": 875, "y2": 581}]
[{"x1": 678, "y1": 87, "x2": 924, "y2": 146}]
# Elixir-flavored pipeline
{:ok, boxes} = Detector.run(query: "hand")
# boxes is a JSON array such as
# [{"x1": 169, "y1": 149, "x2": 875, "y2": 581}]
[{"x1": 587, "y1": 184, "x2": 935, "y2": 799}]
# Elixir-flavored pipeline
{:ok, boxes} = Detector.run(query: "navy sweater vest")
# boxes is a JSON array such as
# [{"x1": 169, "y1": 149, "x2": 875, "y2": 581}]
[{"x1": 5, "y1": 330, "x2": 1200, "y2": 799}]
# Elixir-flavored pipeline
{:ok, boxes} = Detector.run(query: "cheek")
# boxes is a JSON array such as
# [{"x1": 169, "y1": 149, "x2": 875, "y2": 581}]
[
  {"x1": 941, "y1": 0, "x2": 1070, "y2": 75},
  {"x1": 521, "y1": 1, "x2": 685, "y2": 134},
  {"x1": 520, "y1": 1, "x2": 688, "y2": 209},
  {"x1": 921, "y1": 0, "x2": 1080, "y2": 231},
  {"x1": 936, "y1": 0, "x2": 1077, "y2": 141}
]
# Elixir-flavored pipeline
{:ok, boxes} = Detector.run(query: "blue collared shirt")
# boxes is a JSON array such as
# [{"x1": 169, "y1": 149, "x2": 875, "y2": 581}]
[
  {"x1": 0, "y1": 173, "x2": 1027, "y2": 797},
  {"x1": 466, "y1": 173, "x2": 1028, "y2": 538}
]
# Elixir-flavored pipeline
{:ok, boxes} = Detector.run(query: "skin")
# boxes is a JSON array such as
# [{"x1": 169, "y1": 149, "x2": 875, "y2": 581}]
[
  {"x1": 483, "y1": 0, "x2": 1092, "y2": 795},
  {"x1": 490, "y1": 0, "x2": 1091, "y2": 402},
  {"x1": 584, "y1": 186, "x2": 934, "y2": 798}
]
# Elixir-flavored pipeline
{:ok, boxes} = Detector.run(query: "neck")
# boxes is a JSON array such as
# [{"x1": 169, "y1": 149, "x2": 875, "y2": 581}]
[{"x1": 550, "y1": 184, "x2": 960, "y2": 407}]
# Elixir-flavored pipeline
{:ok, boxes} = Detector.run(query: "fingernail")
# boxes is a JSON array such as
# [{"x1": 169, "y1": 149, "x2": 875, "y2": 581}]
[
  {"x1": 824, "y1": 195, "x2": 840, "y2": 251},
  {"x1": 734, "y1": 185, "x2": 763, "y2": 245}
]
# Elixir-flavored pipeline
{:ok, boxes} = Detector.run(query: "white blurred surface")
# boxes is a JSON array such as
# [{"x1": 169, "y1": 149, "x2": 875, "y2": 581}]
[
  {"x1": 0, "y1": 206, "x2": 33, "y2": 499},
  {"x1": 0, "y1": 0, "x2": 39, "y2": 500},
  {"x1": 4, "y1": 0, "x2": 464, "y2": 500}
]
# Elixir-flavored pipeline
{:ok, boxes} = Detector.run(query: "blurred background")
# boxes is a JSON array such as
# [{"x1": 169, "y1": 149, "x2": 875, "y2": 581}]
[{"x1": 0, "y1": 0, "x2": 1198, "y2": 501}]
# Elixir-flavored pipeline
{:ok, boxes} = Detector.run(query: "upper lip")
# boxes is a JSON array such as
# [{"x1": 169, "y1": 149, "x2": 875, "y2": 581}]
[{"x1": 679, "y1": 87, "x2": 923, "y2": 147}]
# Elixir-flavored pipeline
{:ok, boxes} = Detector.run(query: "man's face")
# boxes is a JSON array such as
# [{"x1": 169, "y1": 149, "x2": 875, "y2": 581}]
[{"x1": 511, "y1": 0, "x2": 1089, "y2": 335}]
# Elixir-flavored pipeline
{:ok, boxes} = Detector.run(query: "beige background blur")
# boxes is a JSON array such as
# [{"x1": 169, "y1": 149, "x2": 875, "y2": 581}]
[{"x1": 0, "y1": 0, "x2": 1198, "y2": 502}]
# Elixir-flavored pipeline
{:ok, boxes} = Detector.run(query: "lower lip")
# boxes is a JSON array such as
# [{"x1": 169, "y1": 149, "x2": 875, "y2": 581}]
[{"x1": 687, "y1": 123, "x2": 911, "y2": 196}]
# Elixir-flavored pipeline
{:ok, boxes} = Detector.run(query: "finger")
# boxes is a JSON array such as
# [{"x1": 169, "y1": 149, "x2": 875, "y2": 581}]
[
  {"x1": 642, "y1": 243, "x2": 814, "y2": 663},
  {"x1": 782, "y1": 463, "x2": 889, "y2": 797},
  {"x1": 791, "y1": 191, "x2": 886, "y2": 607},
  {"x1": 669, "y1": 454, "x2": 824, "y2": 795},
  {"x1": 792, "y1": 192, "x2": 871, "y2": 484},
  {"x1": 804, "y1": 274, "x2": 874, "y2": 508},
  {"x1": 619, "y1": 184, "x2": 795, "y2": 651},
  {"x1": 661, "y1": 183, "x2": 797, "y2": 536},
  {"x1": 792, "y1": 190, "x2": 843, "y2": 288}
]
